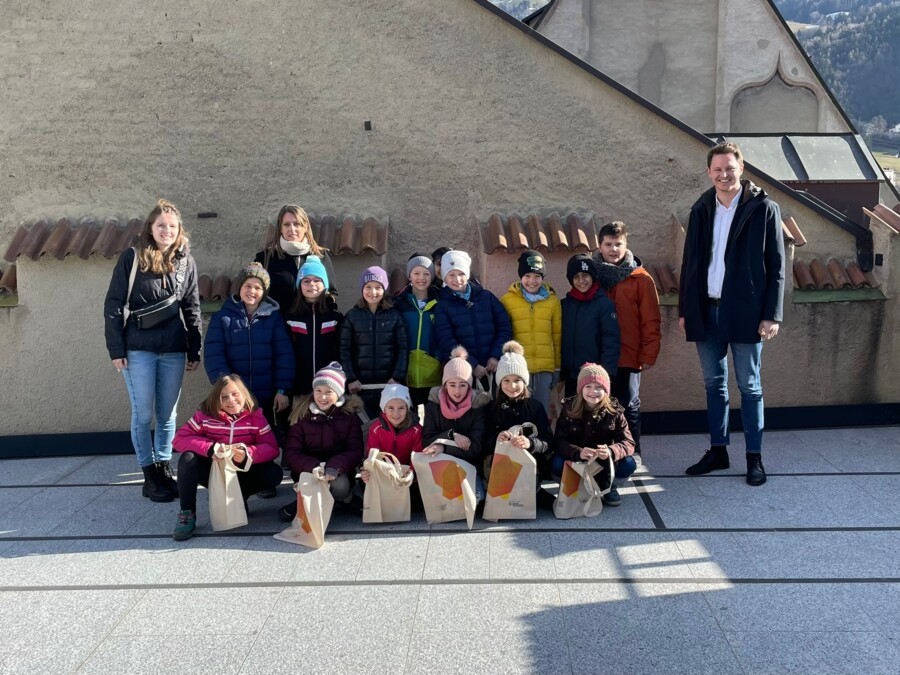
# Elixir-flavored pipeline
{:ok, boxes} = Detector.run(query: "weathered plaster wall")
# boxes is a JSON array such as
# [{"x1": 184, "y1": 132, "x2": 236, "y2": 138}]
[
  {"x1": 0, "y1": 0, "x2": 894, "y2": 437},
  {"x1": 536, "y1": 0, "x2": 850, "y2": 133}
]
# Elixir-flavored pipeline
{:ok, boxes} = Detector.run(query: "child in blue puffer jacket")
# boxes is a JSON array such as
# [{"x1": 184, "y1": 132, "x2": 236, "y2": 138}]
[
  {"x1": 204, "y1": 263, "x2": 295, "y2": 426},
  {"x1": 434, "y1": 250, "x2": 512, "y2": 391}
]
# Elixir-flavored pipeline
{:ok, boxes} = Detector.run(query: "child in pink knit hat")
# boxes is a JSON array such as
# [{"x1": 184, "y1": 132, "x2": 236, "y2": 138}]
[{"x1": 552, "y1": 363, "x2": 636, "y2": 507}]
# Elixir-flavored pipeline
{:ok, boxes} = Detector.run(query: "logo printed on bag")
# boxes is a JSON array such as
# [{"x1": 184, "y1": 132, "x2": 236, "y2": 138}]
[
  {"x1": 561, "y1": 462, "x2": 582, "y2": 497},
  {"x1": 428, "y1": 460, "x2": 466, "y2": 501},
  {"x1": 487, "y1": 455, "x2": 523, "y2": 499}
]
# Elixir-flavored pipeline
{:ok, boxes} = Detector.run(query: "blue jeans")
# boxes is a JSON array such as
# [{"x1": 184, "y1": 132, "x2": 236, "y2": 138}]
[
  {"x1": 551, "y1": 454, "x2": 637, "y2": 486},
  {"x1": 695, "y1": 305, "x2": 764, "y2": 452},
  {"x1": 122, "y1": 350, "x2": 186, "y2": 467}
]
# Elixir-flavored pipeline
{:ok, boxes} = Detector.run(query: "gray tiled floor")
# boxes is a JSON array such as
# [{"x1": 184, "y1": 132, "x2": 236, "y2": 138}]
[{"x1": 1, "y1": 426, "x2": 899, "y2": 673}]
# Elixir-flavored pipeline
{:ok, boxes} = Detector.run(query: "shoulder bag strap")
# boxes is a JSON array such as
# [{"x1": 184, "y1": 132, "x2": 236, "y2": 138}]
[{"x1": 123, "y1": 248, "x2": 138, "y2": 323}]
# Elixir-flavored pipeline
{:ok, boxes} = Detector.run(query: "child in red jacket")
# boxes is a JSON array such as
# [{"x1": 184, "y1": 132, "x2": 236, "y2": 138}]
[
  {"x1": 592, "y1": 221, "x2": 661, "y2": 458},
  {"x1": 278, "y1": 362, "x2": 364, "y2": 521},
  {"x1": 172, "y1": 374, "x2": 283, "y2": 540}
]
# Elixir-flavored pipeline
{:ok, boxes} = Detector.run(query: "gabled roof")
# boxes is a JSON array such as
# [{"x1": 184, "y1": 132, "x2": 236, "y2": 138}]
[{"x1": 470, "y1": 0, "x2": 874, "y2": 270}]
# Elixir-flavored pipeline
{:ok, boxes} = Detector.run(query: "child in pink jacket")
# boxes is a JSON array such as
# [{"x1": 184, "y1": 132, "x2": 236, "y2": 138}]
[{"x1": 172, "y1": 374, "x2": 283, "y2": 540}]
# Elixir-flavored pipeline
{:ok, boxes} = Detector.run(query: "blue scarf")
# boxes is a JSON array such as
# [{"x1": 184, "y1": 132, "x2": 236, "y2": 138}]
[
  {"x1": 453, "y1": 284, "x2": 472, "y2": 302},
  {"x1": 522, "y1": 285, "x2": 549, "y2": 304}
]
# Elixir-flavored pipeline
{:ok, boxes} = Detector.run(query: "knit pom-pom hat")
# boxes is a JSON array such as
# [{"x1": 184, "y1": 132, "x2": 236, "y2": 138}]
[
  {"x1": 239, "y1": 261, "x2": 271, "y2": 292},
  {"x1": 576, "y1": 362, "x2": 610, "y2": 396},
  {"x1": 443, "y1": 345, "x2": 473, "y2": 385},
  {"x1": 495, "y1": 340, "x2": 530, "y2": 387},
  {"x1": 312, "y1": 361, "x2": 346, "y2": 399}
]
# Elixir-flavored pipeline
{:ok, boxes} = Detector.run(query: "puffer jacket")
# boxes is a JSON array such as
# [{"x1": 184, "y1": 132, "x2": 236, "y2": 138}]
[
  {"x1": 553, "y1": 398, "x2": 634, "y2": 462},
  {"x1": 484, "y1": 396, "x2": 552, "y2": 457},
  {"x1": 396, "y1": 285, "x2": 442, "y2": 389},
  {"x1": 601, "y1": 262, "x2": 661, "y2": 370},
  {"x1": 203, "y1": 295, "x2": 295, "y2": 404},
  {"x1": 366, "y1": 413, "x2": 423, "y2": 466},
  {"x1": 253, "y1": 248, "x2": 337, "y2": 314},
  {"x1": 434, "y1": 283, "x2": 512, "y2": 368},
  {"x1": 560, "y1": 285, "x2": 621, "y2": 380},
  {"x1": 422, "y1": 386, "x2": 492, "y2": 472},
  {"x1": 172, "y1": 407, "x2": 279, "y2": 463},
  {"x1": 499, "y1": 282, "x2": 562, "y2": 373},
  {"x1": 284, "y1": 395, "x2": 364, "y2": 477},
  {"x1": 285, "y1": 296, "x2": 343, "y2": 395},
  {"x1": 339, "y1": 305, "x2": 408, "y2": 384},
  {"x1": 104, "y1": 246, "x2": 202, "y2": 361}
]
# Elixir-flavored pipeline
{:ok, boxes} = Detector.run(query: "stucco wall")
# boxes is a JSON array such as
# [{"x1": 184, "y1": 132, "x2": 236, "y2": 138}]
[
  {"x1": 536, "y1": 0, "x2": 850, "y2": 133},
  {"x1": 0, "y1": 0, "x2": 895, "y2": 438}
]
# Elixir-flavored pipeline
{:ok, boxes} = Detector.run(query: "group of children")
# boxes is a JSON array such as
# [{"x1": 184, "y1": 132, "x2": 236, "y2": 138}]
[{"x1": 170, "y1": 222, "x2": 661, "y2": 539}]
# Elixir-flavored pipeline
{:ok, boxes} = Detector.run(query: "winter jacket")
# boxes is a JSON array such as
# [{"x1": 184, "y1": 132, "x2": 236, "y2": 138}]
[
  {"x1": 253, "y1": 248, "x2": 337, "y2": 314},
  {"x1": 483, "y1": 397, "x2": 552, "y2": 457},
  {"x1": 366, "y1": 414, "x2": 423, "y2": 466},
  {"x1": 500, "y1": 282, "x2": 562, "y2": 373},
  {"x1": 396, "y1": 285, "x2": 442, "y2": 389},
  {"x1": 679, "y1": 180, "x2": 785, "y2": 343},
  {"x1": 594, "y1": 256, "x2": 661, "y2": 370},
  {"x1": 339, "y1": 305, "x2": 408, "y2": 384},
  {"x1": 285, "y1": 296, "x2": 343, "y2": 395},
  {"x1": 284, "y1": 396, "x2": 364, "y2": 477},
  {"x1": 203, "y1": 296, "x2": 295, "y2": 404},
  {"x1": 172, "y1": 407, "x2": 279, "y2": 463},
  {"x1": 560, "y1": 285, "x2": 621, "y2": 380},
  {"x1": 553, "y1": 398, "x2": 634, "y2": 462},
  {"x1": 434, "y1": 283, "x2": 513, "y2": 368},
  {"x1": 422, "y1": 386, "x2": 492, "y2": 471},
  {"x1": 104, "y1": 246, "x2": 202, "y2": 362}
]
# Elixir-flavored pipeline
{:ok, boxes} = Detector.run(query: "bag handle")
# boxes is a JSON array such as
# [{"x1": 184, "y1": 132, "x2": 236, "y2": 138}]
[
  {"x1": 507, "y1": 423, "x2": 537, "y2": 439},
  {"x1": 212, "y1": 443, "x2": 254, "y2": 473},
  {"x1": 365, "y1": 449, "x2": 413, "y2": 488}
]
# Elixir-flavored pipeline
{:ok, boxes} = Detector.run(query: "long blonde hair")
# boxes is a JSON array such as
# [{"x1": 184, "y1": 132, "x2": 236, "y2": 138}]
[
  {"x1": 265, "y1": 205, "x2": 326, "y2": 260},
  {"x1": 566, "y1": 391, "x2": 619, "y2": 420},
  {"x1": 200, "y1": 374, "x2": 257, "y2": 417},
  {"x1": 136, "y1": 199, "x2": 188, "y2": 274}
]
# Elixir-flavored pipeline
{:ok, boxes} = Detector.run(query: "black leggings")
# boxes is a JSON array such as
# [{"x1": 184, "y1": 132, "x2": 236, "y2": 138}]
[{"x1": 177, "y1": 451, "x2": 284, "y2": 513}]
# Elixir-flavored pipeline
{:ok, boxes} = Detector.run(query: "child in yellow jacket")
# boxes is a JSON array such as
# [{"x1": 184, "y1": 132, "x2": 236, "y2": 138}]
[{"x1": 500, "y1": 250, "x2": 562, "y2": 416}]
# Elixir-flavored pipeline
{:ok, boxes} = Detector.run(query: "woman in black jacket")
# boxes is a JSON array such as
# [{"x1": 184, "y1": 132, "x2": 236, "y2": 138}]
[
  {"x1": 253, "y1": 204, "x2": 336, "y2": 312},
  {"x1": 103, "y1": 199, "x2": 202, "y2": 503}
]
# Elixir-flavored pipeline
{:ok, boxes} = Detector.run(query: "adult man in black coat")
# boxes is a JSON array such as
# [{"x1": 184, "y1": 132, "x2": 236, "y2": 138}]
[{"x1": 678, "y1": 142, "x2": 785, "y2": 486}]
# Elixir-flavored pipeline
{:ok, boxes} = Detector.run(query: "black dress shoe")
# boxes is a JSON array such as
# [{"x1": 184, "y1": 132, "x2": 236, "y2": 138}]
[
  {"x1": 746, "y1": 453, "x2": 767, "y2": 486},
  {"x1": 685, "y1": 447, "x2": 730, "y2": 475}
]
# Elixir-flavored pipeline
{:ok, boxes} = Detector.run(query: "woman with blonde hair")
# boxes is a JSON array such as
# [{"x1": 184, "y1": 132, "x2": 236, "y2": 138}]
[
  {"x1": 104, "y1": 199, "x2": 202, "y2": 502},
  {"x1": 253, "y1": 204, "x2": 337, "y2": 312}
]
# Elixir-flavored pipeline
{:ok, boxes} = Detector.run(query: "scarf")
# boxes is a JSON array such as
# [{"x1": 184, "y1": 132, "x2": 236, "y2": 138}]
[
  {"x1": 281, "y1": 237, "x2": 311, "y2": 257},
  {"x1": 439, "y1": 388, "x2": 473, "y2": 420},
  {"x1": 595, "y1": 250, "x2": 637, "y2": 291},
  {"x1": 521, "y1": 285, "x2": 549, "y2": 304},
  {"x1": 566, "y1": 281, "x2": 601, "y2": 302},
  {"x1": 452, "y1": 284, "x2": 472, "y2": 302}
]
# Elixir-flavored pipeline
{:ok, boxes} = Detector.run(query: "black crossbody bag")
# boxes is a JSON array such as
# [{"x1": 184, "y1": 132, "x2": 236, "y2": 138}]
[{"x1": 126, "y1": 252, "x2": 189, "y2": 330}]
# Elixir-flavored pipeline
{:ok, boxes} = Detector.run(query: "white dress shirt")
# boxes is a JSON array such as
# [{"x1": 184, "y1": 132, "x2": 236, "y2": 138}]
[{"x1": 707, "y1": 189, "x2": 742, "y2": 299}]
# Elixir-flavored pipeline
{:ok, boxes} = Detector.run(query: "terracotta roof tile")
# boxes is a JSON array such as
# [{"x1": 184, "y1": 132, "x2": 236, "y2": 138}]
[
  {"x1": 262, "y1": 214, "x2": 389, "y2": 256},
  {"x1": 480, "y1": 212, "x2": 599, "y2": 253},
  {"x1": 5, "y1": 213, "x2": 388, "y2": 263},
  {"x1": 648, "y1": 264, "x2": 678, "y2": 294},
  {"x1": 213, "y1": 275, "x2": 234, "y2": 301},
  {"x1": 0, "y1": 264, "x2": 16, "y2": 293},
  {"x1": 794, "y1": 258, "x2": 878, "y2": 290},
  {"x1": 781, "y1": 216, "x2": 807, "y2": 246},
  {"x1": 872, "y1": 204, "x2": 900, "y2": 232}
]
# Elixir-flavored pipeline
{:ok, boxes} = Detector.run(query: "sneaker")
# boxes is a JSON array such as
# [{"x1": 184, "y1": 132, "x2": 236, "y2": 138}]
[
  {"x1": 173, "y1": 510, "x2": 196, "y2": 541},
  {"x1": 256, "y1": 487, "x2": 277, "y2": 499},
  {"x1": 602, "y1": 484, "x2": 622, "y2": 507},
  {"x1": 278, "y1": 501, "x2": 297, "y2": 522},
  {"x1": 746, "y1": 453, "x2": 767, "y2": 486},
  {"x1": 685, "y1": 446, "x2": 730, "y2": 476}
]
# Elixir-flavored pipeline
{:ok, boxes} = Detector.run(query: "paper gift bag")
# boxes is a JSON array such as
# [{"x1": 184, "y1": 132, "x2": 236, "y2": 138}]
[
  {"x1": 362, "y1": 448, "x2": 414, "y2": 523},
  {"x1": 273, "y1": 466, "x2": 335, "y2": 548},
  {"x1": 483, "y1": 424, "x2": 538, "y2": 522},
  {"x1": 208, "y1": 444, "x2": 253, "y2": 532},
  {"x1": 553, "y1": 455, "x2": 615, "y2": 520},
  {"x1": 411, "y1": 452, "x2": 477, "y2": 529}
]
